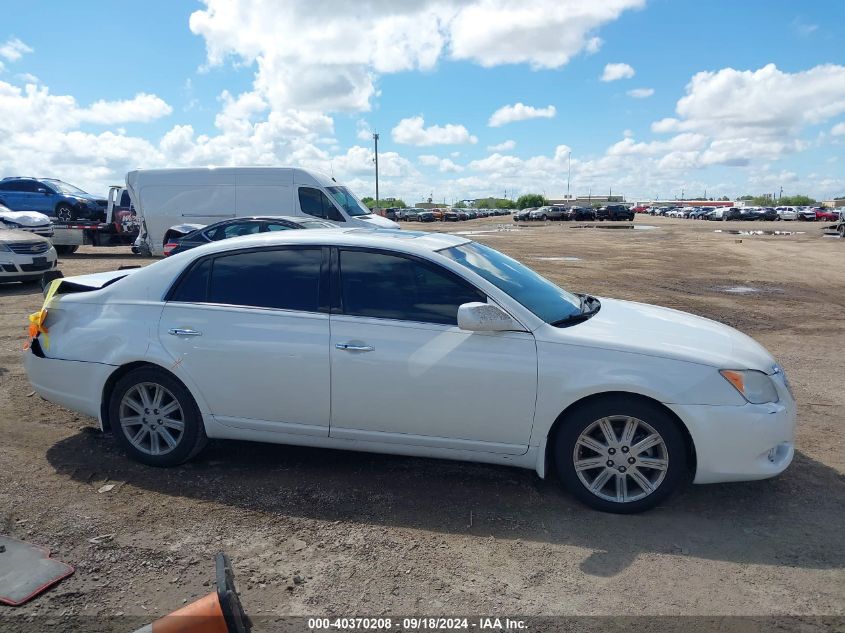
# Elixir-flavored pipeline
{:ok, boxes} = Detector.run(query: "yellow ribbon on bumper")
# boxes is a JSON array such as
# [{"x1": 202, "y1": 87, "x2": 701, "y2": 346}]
[{"x1": 24, "y1": 278, "x2": 62, "y2": 351}]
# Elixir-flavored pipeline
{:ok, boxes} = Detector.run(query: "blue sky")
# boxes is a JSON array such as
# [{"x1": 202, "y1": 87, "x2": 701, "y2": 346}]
[{"x1": 1, "y1": 0, "x2": 843, "y2": 203}]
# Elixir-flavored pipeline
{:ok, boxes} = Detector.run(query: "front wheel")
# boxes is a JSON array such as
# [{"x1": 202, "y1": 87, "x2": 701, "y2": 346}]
[
  {"x1": 109, "y1": 367, "x2": 207, "y2": 467},
  {"x1": 54, "y1": 245, "x2": 78, "y2": 255},
  {"x1": 554, "y1": 396, "x2": 688, "y2": 513}
]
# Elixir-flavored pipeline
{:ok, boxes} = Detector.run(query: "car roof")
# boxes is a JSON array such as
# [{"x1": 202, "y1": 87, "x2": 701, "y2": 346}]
[{"x1": 189, "y1": 228, "x2": 470, "y2": 254}]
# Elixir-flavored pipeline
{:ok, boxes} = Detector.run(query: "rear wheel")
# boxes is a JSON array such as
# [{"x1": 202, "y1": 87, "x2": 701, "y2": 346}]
[
  {"x1": 109, "y1": 367, "x2": 207, "y2": 467},
  {"x1": 554, "y1": 396, "x2": 688, "y2": 513}
]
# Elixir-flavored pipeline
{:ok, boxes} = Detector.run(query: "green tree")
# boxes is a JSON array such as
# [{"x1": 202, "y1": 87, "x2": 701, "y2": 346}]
[
  {"x1": 516, "y1": 193, "x2": 546, "y2": 209},
  {"x1": 361, "y1": 196, "x2": 407, "y2": 209},
  {"x1": 453, "y1": 200, "x2": 468, "y2": 208},
  {"x1": 778, "y1": 195, "x2": 816, "y2": 206}
]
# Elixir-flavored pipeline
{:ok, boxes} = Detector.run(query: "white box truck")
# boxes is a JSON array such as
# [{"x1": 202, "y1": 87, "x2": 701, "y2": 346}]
[{"x1": 126, "y1": 167, "x2": 399, "y2": 256}]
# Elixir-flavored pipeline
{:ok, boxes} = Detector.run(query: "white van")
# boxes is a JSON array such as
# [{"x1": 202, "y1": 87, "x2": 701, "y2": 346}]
[{"x1": 126, "y1": 167, "x2": 399, "y2": 256}]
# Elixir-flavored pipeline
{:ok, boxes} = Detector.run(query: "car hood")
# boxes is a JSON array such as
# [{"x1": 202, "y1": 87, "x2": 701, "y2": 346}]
[
  {"x1": 540, "y1": 297, "x2": 777, "y2": 372},
  {"x1": 356, "y1": 214, "x2": 400, "y2": 229},
  {"x1": 0, "y1": 210, "x2": 51, "y2": 226},
  {"x1": 0, "y1": 228, "x2": 51, "y2": 243}
]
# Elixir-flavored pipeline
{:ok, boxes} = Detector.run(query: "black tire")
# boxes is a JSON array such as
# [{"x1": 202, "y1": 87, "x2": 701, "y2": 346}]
[
  {"x1": 55, "y1": 203, "x2": 75, "y2": 222},
  {"x1": 109, "y1": 367, "x2": 207, "y2": 467},
  {"x1": 554, "y1": 395, "x2": 688, "y2": 513},
  {"x1": 54, "y1": 245, "x2": 78, "y2": 255},
  {"x1": 839, "y1": 225, "x2": 845, "y2": 239}
]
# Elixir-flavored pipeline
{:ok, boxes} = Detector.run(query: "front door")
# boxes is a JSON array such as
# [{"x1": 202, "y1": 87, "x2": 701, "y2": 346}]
[
  {"x1": 158, "y1": 246, "x2": 331, "y2": 436},
  {"x1": 329, "y1": 248, "x2": 538, "y2": 454}
]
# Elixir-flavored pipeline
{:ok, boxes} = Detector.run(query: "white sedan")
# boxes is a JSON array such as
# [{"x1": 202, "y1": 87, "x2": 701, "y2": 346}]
[{"x1": 23, "y1": 229, "x2": 796, "y2": 512}]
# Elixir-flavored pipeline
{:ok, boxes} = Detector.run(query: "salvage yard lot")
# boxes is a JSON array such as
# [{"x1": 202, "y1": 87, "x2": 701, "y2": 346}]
[{"x1": 1, "y1": 216, "x2": 843, "y2": 626}]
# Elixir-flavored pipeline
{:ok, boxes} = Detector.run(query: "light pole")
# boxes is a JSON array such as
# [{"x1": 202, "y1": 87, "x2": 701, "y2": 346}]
[
  {"x1": 373, "y1": 132, "x2": 380, "y2": 213},
  {"x1": 567, "y1": 150, "x2": 571, "y2": 200}
]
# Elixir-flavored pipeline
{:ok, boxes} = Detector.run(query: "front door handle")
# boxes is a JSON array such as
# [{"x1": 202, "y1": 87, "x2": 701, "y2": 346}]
[
  {"x1": 169, "y1": 328, "x2": 202, "y2": 337},
  {"x1": 335, "y1": 343, "x2": 374, "y2": 352}
]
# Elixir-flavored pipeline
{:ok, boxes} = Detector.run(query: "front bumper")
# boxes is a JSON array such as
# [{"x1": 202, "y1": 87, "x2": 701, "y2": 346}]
[
  {"x1": 667, "y1": 397, "x2": 796, "y2": 484},
  {"x1": 0, "y1": 254, "x2": 57, "y2": 282},
  {"x1": 23, "y1": 350, "x2": 115, "y2": 423}
]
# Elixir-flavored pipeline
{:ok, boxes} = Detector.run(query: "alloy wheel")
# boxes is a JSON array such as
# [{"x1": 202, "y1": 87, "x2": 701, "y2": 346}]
[
  {"x1": 119, "y1": 382, "x2": 185, "y2": 456},
  {"x1": 572, "y1": 415, "x2": 669, "y2": 503}
]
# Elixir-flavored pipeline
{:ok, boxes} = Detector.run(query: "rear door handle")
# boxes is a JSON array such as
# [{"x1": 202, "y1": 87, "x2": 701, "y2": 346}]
[
  {"x1": 168, "y1": 328, "x2": 202, "y2": 337},
  {"x1": 335, "y1": 343, "x2": 374, "y2": 352}
]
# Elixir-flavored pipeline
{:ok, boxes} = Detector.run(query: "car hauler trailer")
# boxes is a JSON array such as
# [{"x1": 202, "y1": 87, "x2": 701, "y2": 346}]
[{"x1": 50, "y1": 185, "x2": 139, "y2": 254}]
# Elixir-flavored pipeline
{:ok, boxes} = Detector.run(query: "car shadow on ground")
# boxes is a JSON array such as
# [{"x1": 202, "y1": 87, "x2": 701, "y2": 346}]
[
  {"x1": 46, "y1": 432, "x2": 843, "y2": 576},
  {"x1": 0, "y1": 282, "x2": 43, "y2": 296}
]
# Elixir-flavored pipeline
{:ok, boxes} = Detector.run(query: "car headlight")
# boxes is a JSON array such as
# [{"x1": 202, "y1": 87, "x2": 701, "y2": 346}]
[{"x1": 720, "y1": 369, "x2": 779, "y2": 404}]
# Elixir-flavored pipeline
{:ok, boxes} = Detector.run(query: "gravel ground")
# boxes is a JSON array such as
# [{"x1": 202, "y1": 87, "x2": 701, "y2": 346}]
[{"x1": 0, "y1": 215, "x2": 842, "y2": 631}]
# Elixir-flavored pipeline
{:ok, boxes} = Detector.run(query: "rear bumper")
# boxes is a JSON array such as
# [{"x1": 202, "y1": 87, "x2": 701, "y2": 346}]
[
  {"x1": 667, "y1": 399, "x2": 796, "y2": 484},
  {"x1": 23, "y1": 350, "x2": 115, "y2": 423}
]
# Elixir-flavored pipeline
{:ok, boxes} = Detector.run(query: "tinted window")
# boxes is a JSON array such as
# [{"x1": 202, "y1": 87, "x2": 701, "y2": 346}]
[
  {"x1": 205, "y1": 220, "x2": 263, "y2": 241},
  {"x1": 0, "y1": 181, "x2": 16, "y2": 191},
  {"x1": 11, "y1": 180, "x2": 40, "y2": 193},
  {"x1": 120, "y1": 191, "x2": 131, "y2": 207},
  {"x1": 339, "y1": 250, "x2": 485, "y2": 325},
  {"x1": 170, "y1": 258, "x2": 211, "y2": 303},
  {"x1": 209, "y1": 248, "x2": 321, "y2": 311},
  {"x1": 299, "y1": 187, "x2": 342, "y2": 221}
]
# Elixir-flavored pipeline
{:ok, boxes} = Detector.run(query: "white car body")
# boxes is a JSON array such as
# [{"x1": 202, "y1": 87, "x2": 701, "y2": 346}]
[
  {"x1": 126, "y1": 167, "x2": 399, "y2": 256},
  {"x1": 24, "y1": 230, "x2": 795, "y2": 509},
  {"x1": 0, "y1": 205, "x2": 53, "y2": 238},
  {"x1": 775, "y1": 206, "x2": 799, "y2": 220},
  {"x1": 0, "y1": 228, "x2": 58, "y2": 283}
]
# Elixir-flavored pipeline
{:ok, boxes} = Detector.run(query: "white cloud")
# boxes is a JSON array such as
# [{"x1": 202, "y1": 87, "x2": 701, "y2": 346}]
[
  {"x1": 0, "y1": 38, "x2": 32, "y2": 72},
  {"x1": 655, "y1": 64, "x2": 845, "y2": 138},
  {"x1": 83, "y1": 93, "x2": 173, "y2": 125},
  {"x1": 831, "y1": 122, "x2": 845, "y2": 136},
  {"x1": 488, "y1": 139, "x2": 516, "y2": 152},
  {"x1": 391, "y1": 116, "x2": 477, "y2": 145},
  {"x1": 627, "y1": 87, "x2": 654, "y2": 98},
  {"x1": 601, "y1": 62, "x2": 635, "y2": 82},
  {"x1": 488, "y1": 103, "x2": 556, "y2": 127},
  {"x1": 419, "y1": 154, "x2": 464, "y2": 173},
  {"x1": 189, "y1": 0, "x2": 643, "y2": 112}
]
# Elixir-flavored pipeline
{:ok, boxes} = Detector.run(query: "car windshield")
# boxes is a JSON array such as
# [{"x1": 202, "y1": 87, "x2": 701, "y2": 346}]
[
  {"x1": 42, "y1": 179, "x2": 88, "y2": 195},
  {"x1": 440, "y1": 241, "x2": 582, "y2": 324},
  {"x1": 326, "y1": 186, "x2": 370, "y2": 217}
]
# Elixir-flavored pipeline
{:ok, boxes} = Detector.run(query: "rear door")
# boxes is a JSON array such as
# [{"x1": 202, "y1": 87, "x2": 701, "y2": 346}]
[{"x1": 159, "y1": 246, "x2": 331, "y2": 436}]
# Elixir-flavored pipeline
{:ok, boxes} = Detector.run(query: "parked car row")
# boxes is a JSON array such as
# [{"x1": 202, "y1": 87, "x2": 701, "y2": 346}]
[
  {"x1": 398, "y1": 208, "x2": 514, "y2": 222},
  {"x1": 514, "y1": 205, "x2": 634, "y2": 222},
  {"x1": 647, "y1": 204, "x2": 840, "y2": 222}
]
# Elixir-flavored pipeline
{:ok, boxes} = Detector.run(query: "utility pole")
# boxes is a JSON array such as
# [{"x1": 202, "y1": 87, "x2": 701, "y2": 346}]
[
  {"x1": 567, "y1": 150, "x2": 571, "y2": 199},
  {"x1": 373, "y1": 132, "x2": 380, "y2": 213}
]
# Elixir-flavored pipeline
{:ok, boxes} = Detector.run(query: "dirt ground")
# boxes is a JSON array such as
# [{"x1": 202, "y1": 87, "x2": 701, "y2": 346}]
[{"x1": 1, "y1": 216, "x2": 843, "y2": 630}]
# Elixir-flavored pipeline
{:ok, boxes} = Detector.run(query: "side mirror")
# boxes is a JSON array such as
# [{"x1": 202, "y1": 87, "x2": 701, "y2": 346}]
[
  {"x1": 457, "y1": 302, "x2": 519, "y2": 332},
  {"x1": 38, "y1": 188, "x2": 48, "y2": 194}
]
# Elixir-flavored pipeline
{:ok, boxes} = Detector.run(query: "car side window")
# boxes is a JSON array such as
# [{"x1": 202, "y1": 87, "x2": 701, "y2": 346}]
[
  {"x1": 169, "y1": 258, "x2": 211, "y2": 303},
  {"x1": 206, "y1": 221, "x2": 263, "y2": 241},
  {"x1": 339, "y1": 250, "x2": 485, "y2": 325},
  {"x1": 207, "y1": 248, "x2": 321, "y2": 311},
  {"x1": 14, "y1": 180, "x2": 40, "y2": 193},
  {"x1": 299, "y1": 187, "x2": 343, "y2": 221}
]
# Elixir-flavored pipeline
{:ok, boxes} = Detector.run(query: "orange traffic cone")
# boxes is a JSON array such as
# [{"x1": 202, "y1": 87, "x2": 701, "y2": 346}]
[{"x1": 132, "y1": 553, "x2": 251, "y2": 633}]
